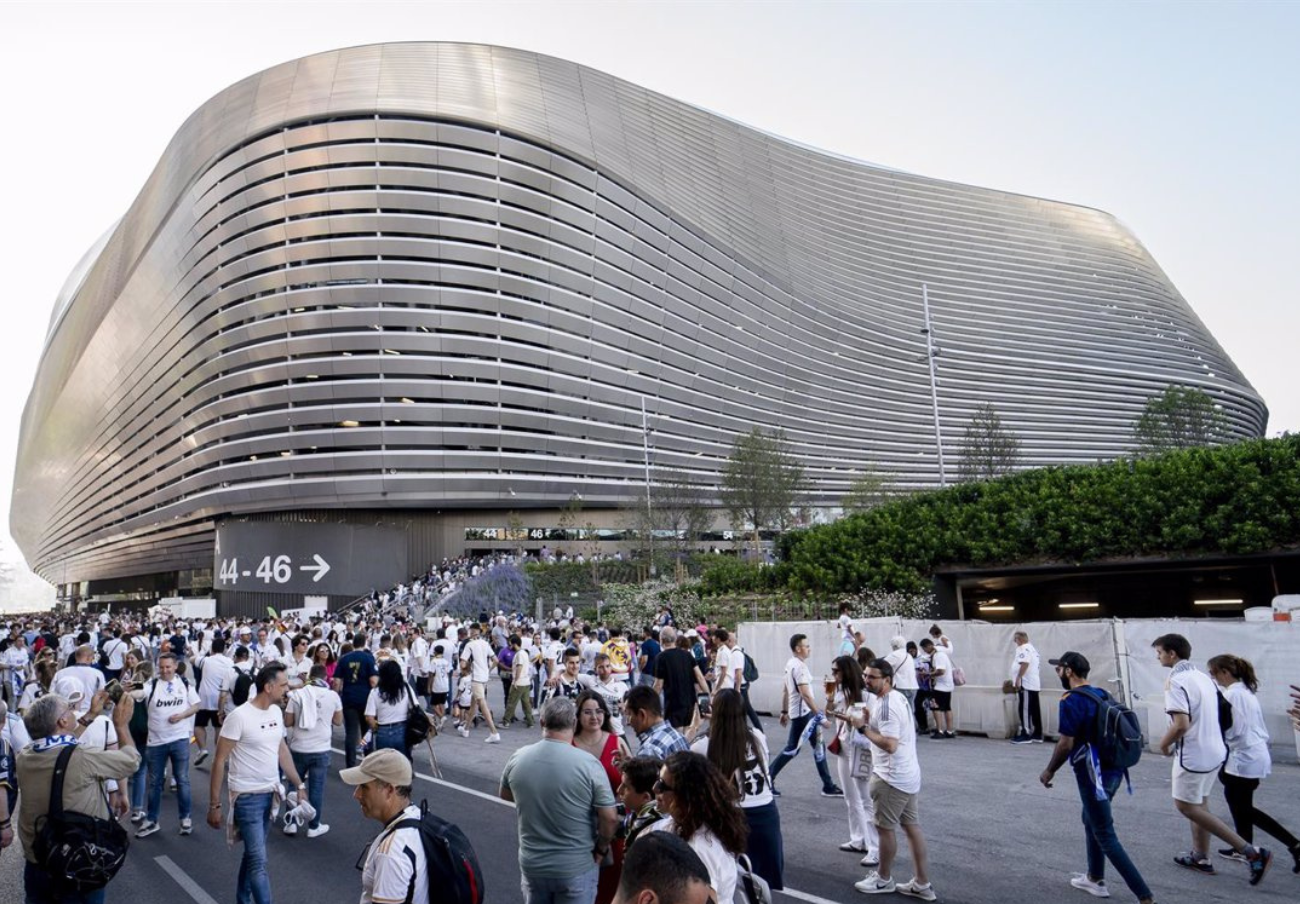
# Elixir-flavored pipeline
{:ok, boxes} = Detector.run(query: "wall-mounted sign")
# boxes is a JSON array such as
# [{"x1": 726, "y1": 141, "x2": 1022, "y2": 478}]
[{"x1": 214, "y1": 522, "x2": 407, "y2": 597}]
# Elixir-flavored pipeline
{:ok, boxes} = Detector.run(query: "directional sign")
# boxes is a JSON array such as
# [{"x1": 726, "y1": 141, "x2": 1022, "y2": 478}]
[{"x1": 214, "y1": 522, "x2": 407, "y2": 597}]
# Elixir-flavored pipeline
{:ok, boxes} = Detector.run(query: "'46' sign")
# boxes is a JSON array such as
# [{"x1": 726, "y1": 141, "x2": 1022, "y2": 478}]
[{"x1": 217, "y1": 554, "x2": 331, "y2": 586}]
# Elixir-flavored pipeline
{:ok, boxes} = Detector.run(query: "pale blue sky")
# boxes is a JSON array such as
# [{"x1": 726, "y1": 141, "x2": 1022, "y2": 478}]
[{"x1": 0, "y1": 0, "x2": 1296, "y2": 601}]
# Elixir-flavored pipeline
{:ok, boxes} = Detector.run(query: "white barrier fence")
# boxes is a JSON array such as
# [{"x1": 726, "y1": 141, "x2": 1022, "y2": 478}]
[{"x1": 737, "y1": 617, "x2": 1300, "y2": 763}]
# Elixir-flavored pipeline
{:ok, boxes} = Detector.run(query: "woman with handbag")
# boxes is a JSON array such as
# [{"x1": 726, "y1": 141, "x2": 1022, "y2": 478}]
[
  {"x1": 364, "y1": 659, "x2": 412, "y2": 757},
  {"x1": 828, "y1": 655, "x2": 879, "y2": 867},
  {"x1": 691, "y1": 688, "x2": 784, "y2": 889}
]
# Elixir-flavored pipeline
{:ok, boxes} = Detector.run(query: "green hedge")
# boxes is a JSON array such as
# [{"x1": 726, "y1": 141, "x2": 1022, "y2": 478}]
[{"x1": 770, "y1": 435, "x2": 1300, "y2": 595}]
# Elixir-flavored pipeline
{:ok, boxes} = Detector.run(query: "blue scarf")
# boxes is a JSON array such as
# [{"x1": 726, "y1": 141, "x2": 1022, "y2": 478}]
[{"x1": 31, "y1": 734, "x2": 78, "y2": 752}]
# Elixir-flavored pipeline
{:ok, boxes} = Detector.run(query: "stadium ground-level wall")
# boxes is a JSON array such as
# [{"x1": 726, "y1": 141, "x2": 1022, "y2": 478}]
[{"x1": 738, "y1": 616, "x2": 1300, "y2": 762}]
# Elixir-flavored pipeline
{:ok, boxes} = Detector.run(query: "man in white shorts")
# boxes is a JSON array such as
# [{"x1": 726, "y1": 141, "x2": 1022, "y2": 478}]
[{"x1": 1154, "y1": 633, "x2": 1273, "y2": 884}]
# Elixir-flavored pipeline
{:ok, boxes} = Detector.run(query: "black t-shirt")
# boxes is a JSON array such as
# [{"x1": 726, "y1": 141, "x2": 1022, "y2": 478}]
[
  {"x1": 655, "y1": 648, "x2": 699, "y2": 717},
  {"x1": 169, "y1": 634, "x2": 187, "y2": 657}
]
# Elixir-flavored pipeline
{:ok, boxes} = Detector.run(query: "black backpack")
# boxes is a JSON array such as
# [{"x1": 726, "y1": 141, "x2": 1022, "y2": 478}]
[
  {"x1": 1074, "y1": 686, "x2": 1143, "y2": 772},
  {"x1": 1215, "y1": 688, "x2": 1234, "y2": 740},
  {"x1": 32, "y1": 746, "x2": 130, "y2": 894},
  {"x1": 372, "y1": 799, "x2": 484, "y2": 904},
  {"x1": 231, "y1": 670, "x2": 255, "y2": 706},
  {"x1": 742, "y1": 651, "x2": 759, "y2": 684}
]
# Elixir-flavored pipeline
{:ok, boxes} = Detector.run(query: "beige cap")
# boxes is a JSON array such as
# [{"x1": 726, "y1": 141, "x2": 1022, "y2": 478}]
[{"x1": 339, "y1": 749, "x2": 413, "y2": 786}]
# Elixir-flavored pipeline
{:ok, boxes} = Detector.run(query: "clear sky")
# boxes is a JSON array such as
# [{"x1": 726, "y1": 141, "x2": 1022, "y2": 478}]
[{"x1": 1, "y1": 0, "x2": 1296, "y2": 603}]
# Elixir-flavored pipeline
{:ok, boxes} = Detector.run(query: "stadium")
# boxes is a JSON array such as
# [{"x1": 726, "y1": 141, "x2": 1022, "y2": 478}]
[{"x1": 11, "y1": 43, "x2": 1266, "y2": 614}]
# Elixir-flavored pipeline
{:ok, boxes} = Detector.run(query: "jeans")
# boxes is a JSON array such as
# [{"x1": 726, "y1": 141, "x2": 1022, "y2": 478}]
[
  {"x1": 374, "y1": 723, "x2": 408, "y2": 756},
  {"x1": 24, "y1": 861, "x2": 106, "y2": 904},
  {"x1": 291, "y1": 750, "x2": 330, "y2": 829},
  {"x1": 1075, "y1": 768, "x2": 1152, "y2": 900},
  {"x1": 146, "y1": 738, "x2": 192, "y2": 823},
  {"x1": 343, "y1": 703, "x2": 366, "y2": 767},
  {"x1": 129, "y1": 756, "x2": 147, "y2": 813},
  {"x1": 769, "y1": 712, "x2": 837, "y2": 791},
  {"x1": 233, "y1": 791, "x2": 274, "y2": 904},
  {"x1": 521, "y1": 865, "x2": 601, "y2": 904}
]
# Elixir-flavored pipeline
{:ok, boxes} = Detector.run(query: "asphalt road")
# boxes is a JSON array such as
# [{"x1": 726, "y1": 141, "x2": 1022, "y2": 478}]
[{"x1": 1, "y1": 715, "x2": 1298, "y2": 904}]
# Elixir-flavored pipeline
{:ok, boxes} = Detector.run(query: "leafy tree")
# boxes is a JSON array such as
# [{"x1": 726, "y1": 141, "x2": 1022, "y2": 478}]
[
  {"x1": 1133, "y1": 385, "x2": 1228, "y2": 455},
  {"x1": 957, "y1": 403, "x2": 1021, "y2": 482},
  {"x1": 842, "y1": 467, "x2": 892, "y2": 514},
  {"x1": 719, "y1": 427, "x2": 804, "y2": 555}
]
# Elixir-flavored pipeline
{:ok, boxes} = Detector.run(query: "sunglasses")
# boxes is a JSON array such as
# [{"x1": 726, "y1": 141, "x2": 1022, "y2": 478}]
[{"x1": 653, "y1": 779, "x2": 674, "y2": 794}]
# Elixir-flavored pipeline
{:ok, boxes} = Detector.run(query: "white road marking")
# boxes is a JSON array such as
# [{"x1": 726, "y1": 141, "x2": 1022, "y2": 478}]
[
  {"x1": 155, "y1": 855, "x2": 221, "y2": 904},
  {"x1": 778, "y1": 886, "x2": 850, "y2": 904},
  {"x1": 330, "y1": 747, "x2": 850, "y2": 903}
]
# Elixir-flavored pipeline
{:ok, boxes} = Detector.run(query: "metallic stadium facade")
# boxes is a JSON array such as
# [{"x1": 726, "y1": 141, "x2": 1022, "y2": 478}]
[{"x1": 12, "y1": 43, "x2": 1266, "y2": 607}]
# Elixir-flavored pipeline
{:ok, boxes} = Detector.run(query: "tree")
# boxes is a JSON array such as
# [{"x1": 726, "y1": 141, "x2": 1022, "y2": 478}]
[
  {"x1": 957, "y1": 403, "x2": 1021, "y2": 482},
  {"x1": 1132, "y1": 385, "x2": 1228, "y2": 455},
  {"x1": 842, "y1": 466, "x2": 892, "y2": 514},
  {"x1": 651, "y1": 466, "x2": 714, "y2": 556},
  {"x1": 557, "y1": 492, "x2": 584, "y2": 556},
  {"x1": 719, "y1": 427, "x2": 804, "y2": 556}
]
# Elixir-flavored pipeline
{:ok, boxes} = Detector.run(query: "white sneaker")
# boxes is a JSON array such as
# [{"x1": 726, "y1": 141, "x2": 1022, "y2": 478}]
[
  {"x1": 485, "y1": 733, "x2": 501, "y2": 744},
  {"x1": 457, "y1": 725, "x2": 469, "y2": 738},
  {"x1": 130, "y1": 810, "x2": 146, "y2": 825},
  {"x1": 194, "y1": 749, "x2": 209, "y2": 767},
  {"x1": 1069, "y1": 874, "x2": 1110, "y2": 898},
  {"x1": 135, "y1": 821, "x2": 160, "y2": 838},
  {"x1": 860, "y1": 852, "x2": 880, "y2": 868},
  {"x1": 855, "y1": 873, "x2": 896, "y2": 895},
  {"x1": 897, "y1": 879, "x2": 937, "y2": 901},
  {"x1": 179, "y1": 818, "x2": 193, "y2": 836},
  {"x1": 307, "y1": 824, "x2": 330, "y2": 838}
]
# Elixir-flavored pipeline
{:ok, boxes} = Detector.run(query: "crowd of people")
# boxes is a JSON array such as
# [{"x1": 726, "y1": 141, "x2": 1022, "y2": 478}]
[{"x1": 0, "y1": 599, "x2": 1296, "y2": 904}]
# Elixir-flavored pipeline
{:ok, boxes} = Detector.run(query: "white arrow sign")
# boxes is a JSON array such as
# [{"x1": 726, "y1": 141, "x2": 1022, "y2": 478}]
[{"x1": 299, "y1": 554, "x2": 331, "y2": 582}]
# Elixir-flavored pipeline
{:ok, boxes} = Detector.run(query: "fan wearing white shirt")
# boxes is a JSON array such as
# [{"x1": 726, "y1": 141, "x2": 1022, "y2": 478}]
[
  {"x1": 1207, "y1": 653, "x2": 1299, "y2": 873},
  {"x1": 136, "y1": 653, "x2": 202, "y2": 838},
  {"x1": 209, "y1": 663, "x2": 310, "y2": 904},
  {"x1": 1009, "y1": 631, "x2": 1043, "y2": 744},
  {"x1": 849, "y1": 657, "x2": 934, "y2": 900},
  {"x1": 285, "y1": 664, "x2": 343, "y2": 838},
  {"x1": 919, "y1": 639, "x2": 954, "y2": 740},
  {"x1": 1153, "y1": 634, "x2": 1273, "y2": 882}
]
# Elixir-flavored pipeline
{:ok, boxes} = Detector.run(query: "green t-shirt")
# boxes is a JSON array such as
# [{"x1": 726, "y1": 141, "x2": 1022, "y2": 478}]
[{"x1": 500, "y1": 739, "x2": 616, "y2": 878}]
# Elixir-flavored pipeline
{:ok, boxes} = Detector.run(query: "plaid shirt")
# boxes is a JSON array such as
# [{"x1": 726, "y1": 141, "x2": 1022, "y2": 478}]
[{"x1": 636, "y1": 720, "x2": 689, "y2": 759}]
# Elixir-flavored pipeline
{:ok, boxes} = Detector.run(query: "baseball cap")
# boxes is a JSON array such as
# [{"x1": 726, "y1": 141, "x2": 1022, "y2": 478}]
[
  {"x1": 1048, "y1": 651, "x2": 1090, "y2": 676},
  {"x1": 339, "y1": 749, "x2": 413, "y2": 787}
]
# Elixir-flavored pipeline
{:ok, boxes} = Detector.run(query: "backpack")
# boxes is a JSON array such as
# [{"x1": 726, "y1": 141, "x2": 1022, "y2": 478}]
[
  {"x1": 742, "y1": 651, "x2": 759, "y2": 684},
  {"x1": 1215, "y1": 688, "x2": 1234, "y2": 740},
  {"x1": 375, "y1": 798, "x2": 484, "y2": 904},
  {"x1": 32, "y1": 746, "x2": 130, "y2": 895},
  {"x1": 404, "y1": 687, "x2": 433, "y2": 751},
  {"x1": 1075, "y1": 686, "x2": 1142, "y2": 772},
  {"x1": 231, "y1": 670, "x2": 255, "y2": 706}
]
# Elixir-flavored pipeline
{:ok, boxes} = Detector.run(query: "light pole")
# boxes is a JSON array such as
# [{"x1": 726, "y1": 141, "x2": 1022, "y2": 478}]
[
  {"x1": 921, "y1": 284, "x2": 947, "y2": 487},
  {"x1": 641, "y1": 397, "x2": 656, "y2": 576}
]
